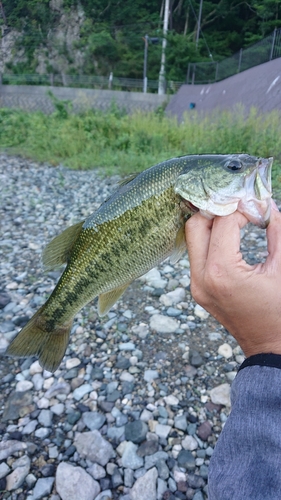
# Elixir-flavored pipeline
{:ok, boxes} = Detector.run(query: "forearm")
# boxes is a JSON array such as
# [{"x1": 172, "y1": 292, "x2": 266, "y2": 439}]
[{"x1": 208, "y1": 358, "x2": 281, "y2": 500}]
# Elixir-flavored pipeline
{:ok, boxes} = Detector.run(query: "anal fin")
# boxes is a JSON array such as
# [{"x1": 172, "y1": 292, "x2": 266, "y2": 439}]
[
  {"x1": 170, "y1": 225, "x2": 187, "y2": 264},
  {"x1": 98, "y1": 283, "x2": 130, "y2": 317}
]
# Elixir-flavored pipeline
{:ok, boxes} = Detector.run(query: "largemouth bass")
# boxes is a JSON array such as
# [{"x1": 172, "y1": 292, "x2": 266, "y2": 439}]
[{"x1": 7, "y1": 154, "x2": 272, "y2": 371}]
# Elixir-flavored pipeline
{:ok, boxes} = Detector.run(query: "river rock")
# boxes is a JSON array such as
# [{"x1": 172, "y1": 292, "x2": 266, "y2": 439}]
[
  {"x1": 130, "y1": 466, "x2": 158, "y2": 500},
  {"x1": 6, "y1": 455, "x2": 30, "y2": 491},
  {"x1": 56, "y1": 462, "x2": 100, "y2": 500},
  {"x1": 74, "y1": 430, "x2": 115, "y2": 465},
  {"x1": 150, "y1": 315, "x2": 179, "y2": 334},
  {"x1": 210, "y1": 383, "x2": 231, "y2": 406}
]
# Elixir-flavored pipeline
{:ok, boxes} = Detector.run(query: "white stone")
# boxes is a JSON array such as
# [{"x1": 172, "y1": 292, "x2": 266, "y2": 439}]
[
  {"x1": 33, "y1": 477, "x2": 54, "y2": 499},
  {"x1": 129, "y1": 356, "x2": 138, "y2": 365},
  {"x1": 226, "y1": 371, "x2": 237, "y2": 382},
  {"x1": 66, "y1": 358, "x2": 81, "y2": 369},
  {"x1": 74, "y1": 430, "x2": 115, "y2": 466},
  {"x1": 56, "y1": 462, "x2": 100, "y2": 500},
  {"x1": 144, "y1": 370, "x2": 159, "y2": 382},
  {"x1": 182, "y1": 435, "x2": 198, "y2": 451},
  {"x1": 236, "y1": 354, "x2": 245, "y2": 364},
  {"x1": 140, "y1": 409, "x2": 153, "y2": 422},
  {"x1": 210, "y1": 383, "x2": 231, "y2": 406},
  {"x1": 87, "y1": 463, "x2": 106, "y2": 480},
  {"x1": 150, "y1": 315, "x2": 179, "y2": 334},
  {"x1": 6, "y1": 281, "x2": 18, "y2": 290},
  {"x1": 121, "y1": 442, "x2": 144, "y2": 469},
  {"x1": 164, "y1": 395, "x2": 179, "y2": 406},
  {"x1": 0, "y1": 462, "x2": 10, "y2": 479},
  {"x1": 22, "y1": 420, "x2": 38, "y2": 435},
  {"x1": 116, "y1": 441, "x2": 127, "y2": 456},
  {"x1": 131, "y1": 323, "x2": 149, "y2": 339},
  {"x1": 51, "y1": 403, "x2": 65, "y2": 416},
  {"x1": 37, "y1": 397, "x2": 50, "y2": 409},
  {"x1": 173, "y1": 469, "x2": 186, "y2": 482},
  {"x1": 130, "y1": 467, "x2": 158, "y2": 500},
  {"x1": 194, "y1": 304, "x2": 209, "y2": 320},
  {"x1": 49, "y1": 446, "x2": 59, "y2": 459},
  {"x1": 43, "y1": 376, "x2": 54, "y2": 389},
  {"x1": 29, "y1": 360, "x2": 43, "y2": 375},
  {"x1": 15, "y1": 380, "x2": 33, "y2": 392},
  {"x1": 0, "y1": 336, "x2": 9, "y2": 350},
  {"x1": 179, "y1": 276, "x2": 190, "y2": 288},
  {"x1": 155, "y1": 424, "x2": 172, "y2": 439},
  {"x1": 218, "y1": 343, "x2": 233, "y2": 359},
  {"x1": 163, "y1": 265, "x2": 174, "y2": 273},
  {"x1": 73, "y1": 384, "x2": 92, "y2": 401},
  {"x1": 120, "y1": 371, "x2": 135, "y2": 383},
  {"x1": 139, "y1": 268, "x2": 167, "y2": 288},
  {"x1": 159, "y1": 288, "x2": 185, "y2": 306}
]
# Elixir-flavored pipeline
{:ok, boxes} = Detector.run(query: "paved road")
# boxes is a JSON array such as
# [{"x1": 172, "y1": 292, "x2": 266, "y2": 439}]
[{"x1": 166, "y1": 58, "x2": 281, "y2": 120}]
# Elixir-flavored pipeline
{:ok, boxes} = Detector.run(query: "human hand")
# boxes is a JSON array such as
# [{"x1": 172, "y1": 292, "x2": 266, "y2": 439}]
[{"x1": 185, "y1": 202, "x2": 281, "y2": 357}]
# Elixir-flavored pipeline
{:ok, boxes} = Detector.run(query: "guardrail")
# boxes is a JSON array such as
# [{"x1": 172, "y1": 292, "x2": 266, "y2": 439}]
[{"x1": 0, "y1": 73, "x2": 183, "y2": 94}]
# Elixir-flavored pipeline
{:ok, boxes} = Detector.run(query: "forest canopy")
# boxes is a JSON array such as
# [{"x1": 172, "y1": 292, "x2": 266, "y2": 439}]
[{"x1": 1, "y1": 0, "x2": 281, "y2": 81}]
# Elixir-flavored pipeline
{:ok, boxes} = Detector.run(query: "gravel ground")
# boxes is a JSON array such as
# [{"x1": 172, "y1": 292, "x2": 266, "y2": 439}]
[{"x1": 0, "y1": 154, "x2": 273, "y2": 500}]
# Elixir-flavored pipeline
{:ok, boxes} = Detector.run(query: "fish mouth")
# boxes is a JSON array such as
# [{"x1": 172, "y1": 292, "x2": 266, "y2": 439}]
[{"x1": 237, "y1": 157, "x2": 273, "y2": 228}]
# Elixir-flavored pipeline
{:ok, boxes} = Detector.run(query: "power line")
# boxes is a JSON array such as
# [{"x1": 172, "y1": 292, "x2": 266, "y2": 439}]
[{"x1": 188, "y1": 0, "x2": 213, "y2": 60}]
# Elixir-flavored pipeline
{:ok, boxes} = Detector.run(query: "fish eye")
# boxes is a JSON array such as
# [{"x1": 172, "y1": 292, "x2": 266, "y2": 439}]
[{"x1": 225, "y1": 160, "x2": 243, "y2": 171}]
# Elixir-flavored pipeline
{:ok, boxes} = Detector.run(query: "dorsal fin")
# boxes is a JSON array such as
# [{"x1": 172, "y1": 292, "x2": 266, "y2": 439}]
[
  {"x1": 117, "y1": 173, "x2": 138, "y2": 187},
  {"x1": 42, "y1": 220, "x2": 84, "y2": 270}
]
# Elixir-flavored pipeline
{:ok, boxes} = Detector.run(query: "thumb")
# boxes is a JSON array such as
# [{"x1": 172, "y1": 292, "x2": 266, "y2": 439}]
[{"x1": 265, "y1": 206, "x2": 281, "y2": 271}]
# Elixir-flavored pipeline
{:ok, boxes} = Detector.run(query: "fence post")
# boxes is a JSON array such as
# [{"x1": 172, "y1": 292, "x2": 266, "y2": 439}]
[
  {"x1": 215, "y1": 62, "x2": 219, "y2": 81},
  {"x1": 192, "y1": 64, "x2": 196, "y2": 85},
  {"x1": 186, "y1": 63, "x2": 190, "y2": 84},
  {"x1": 270, "y1": 28, "x2": 277, "y2": 60},
  {"x1": 238, "y1": 48, "x2": 243, "y2": 72}
]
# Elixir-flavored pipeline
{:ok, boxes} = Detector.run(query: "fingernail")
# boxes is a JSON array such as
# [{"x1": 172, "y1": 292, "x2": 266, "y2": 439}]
[{"x1": 271, "y1": 199, "x2": 280, "y2": 212}]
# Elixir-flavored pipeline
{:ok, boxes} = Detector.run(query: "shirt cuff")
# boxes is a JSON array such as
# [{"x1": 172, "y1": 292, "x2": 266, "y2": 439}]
[{"x1": 238, "y1": 353, "x2": 281, "y2": 372}]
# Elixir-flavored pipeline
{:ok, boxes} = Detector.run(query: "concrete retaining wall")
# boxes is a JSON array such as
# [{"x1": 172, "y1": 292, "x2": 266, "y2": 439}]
[{"x1": 0, "y1": 85, "x2": 169, "y2": 114}]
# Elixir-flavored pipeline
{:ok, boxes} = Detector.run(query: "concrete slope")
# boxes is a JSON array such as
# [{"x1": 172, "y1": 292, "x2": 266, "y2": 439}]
[{"x1": 166, "y1": 58, "x2": 281, "y2": 120}]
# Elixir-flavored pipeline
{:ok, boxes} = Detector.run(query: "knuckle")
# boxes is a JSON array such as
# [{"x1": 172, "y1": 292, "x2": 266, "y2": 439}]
[
  {"x1": 190, "y1": 280, "x2": 208, "y2": 307},
  {"x1": 204, "y1": 263, "x2": 228, "y2": 296}
]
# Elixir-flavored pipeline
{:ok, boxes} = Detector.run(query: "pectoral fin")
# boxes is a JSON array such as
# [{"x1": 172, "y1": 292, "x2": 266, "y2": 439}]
[
  {"x1": 98, "y1": 283, "x2": 130, "y2": 317},
  {"x1": 170, "y1": 225, "x2": 187, "y2": 264},
  {"x1": 42, "y1": 220, "x2": 84, "y2": 270}
]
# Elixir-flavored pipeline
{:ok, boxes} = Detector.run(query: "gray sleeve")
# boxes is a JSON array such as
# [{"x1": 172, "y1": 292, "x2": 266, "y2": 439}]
[{"x1": 208, "y1": 365, "x2": 281, "y2": 500}]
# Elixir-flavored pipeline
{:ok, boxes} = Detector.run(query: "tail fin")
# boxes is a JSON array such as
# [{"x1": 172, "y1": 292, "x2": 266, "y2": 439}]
[{"x1": 6, "y1": 306, "x2": 73, "y2": 372}]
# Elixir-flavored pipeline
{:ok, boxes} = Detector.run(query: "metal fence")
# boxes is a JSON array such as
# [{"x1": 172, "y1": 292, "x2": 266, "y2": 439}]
[
  {"x1": 187, "y1": 27, "x2": 281, "y2": 84},
  {"x1": 0, "y1": 72, "x2": 183, "y2": 94}
]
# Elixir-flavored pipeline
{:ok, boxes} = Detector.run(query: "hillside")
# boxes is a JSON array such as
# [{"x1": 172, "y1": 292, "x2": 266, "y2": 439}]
[{"x1": 1, "y1": 0, "x2": 281, "y2": 82}]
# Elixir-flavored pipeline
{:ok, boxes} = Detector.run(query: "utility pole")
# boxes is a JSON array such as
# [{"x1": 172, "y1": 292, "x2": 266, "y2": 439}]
[
  {"x1": 196, "y1": 0, "x2": 203, "y2": 48},
  {"x1": 158, "y1": 0, "x2": 169, "y2": 95},
  {"x1": 143, "y1": 34, "x2": 148, "y2": 93}
]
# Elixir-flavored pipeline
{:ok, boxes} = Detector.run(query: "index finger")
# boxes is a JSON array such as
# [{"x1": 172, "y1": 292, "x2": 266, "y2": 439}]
[
  {"x1": 207, "y1": 211, "x2": 250, "y2": 271},
  {"x1": 263, "y1": 206, "x2": 281, "y2": 271},
  {"x1": 185, "y1": 212, "x2": 213, "y2": 279}
]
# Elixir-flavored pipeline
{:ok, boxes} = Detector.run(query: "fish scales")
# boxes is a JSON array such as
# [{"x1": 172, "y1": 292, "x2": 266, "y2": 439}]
[
  {"x1": 6, "y1": 154, "x2": 273, "y2": 371},
  {"x1": 44, "y1": 184, "x2": 189, "y2": 326}
]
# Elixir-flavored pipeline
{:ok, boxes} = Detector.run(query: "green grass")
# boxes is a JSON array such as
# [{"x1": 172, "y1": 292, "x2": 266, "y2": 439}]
[{"x1": 0, "y1": 104, "x2": 281, "y2": 196}]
